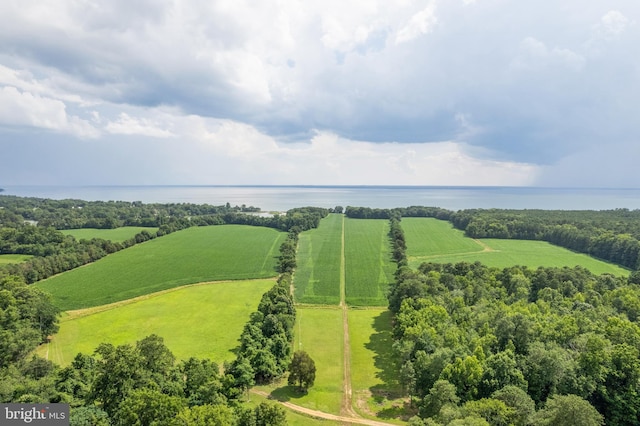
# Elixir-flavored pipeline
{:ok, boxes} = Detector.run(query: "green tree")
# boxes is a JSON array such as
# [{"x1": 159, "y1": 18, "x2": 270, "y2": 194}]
[
  {"x1": 254, "y1": 401, "x2": 287, "y2": 426},
  {"x1": 420, "y1": 379, "x2": 460, "y2": 419},
  {"x1": 288, "y1": 350, "x2": 316, "y2": 392},
  {"x1": 531, "y1": 394, "x2": 603, "y2": 426},
  {"x1": 174, "y1": 404, "x2": 235, "y2": 426},
  {"x1": 115, "y1": 388, "x2": 185, "y2": 426}
]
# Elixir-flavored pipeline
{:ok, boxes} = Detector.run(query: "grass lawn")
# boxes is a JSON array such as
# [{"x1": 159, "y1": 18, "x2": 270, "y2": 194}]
[
  {"x1": 247, "y1": 392, "x2": 341, "y2": 426},
  {"x1": 262, "y1": 306, "x2": 344, "y2": 415},
  {"x1": 294, "y1": 214, "x2": 342, "y2": 305},
  {"x1": 344, "y1": 219, "x2": 395, "y2": 306},
  {"x1": 349, "y1": 308, "x2": 406, "y2": 423},
  {"x1": 36, "y1": 279, "x2": 274, "y2": 366},
  {"x1": 61, "y1": 227, "x2": 158, "y2": 242},
  {"x1": 405, "y1": 218, "x2": 629, "y2": 276},
  {"x1": 0, "y1": 254, "x2": 32, "y2": 265},
  {"x1": 36, "y1": 225, "x2": 286, "y2": 310}
]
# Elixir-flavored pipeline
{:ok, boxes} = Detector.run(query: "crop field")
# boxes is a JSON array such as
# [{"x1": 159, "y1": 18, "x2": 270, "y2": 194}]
[
  {"x1": 61, "y1": 226, "x2": 158, "y2": 242},
  {"x1": 36, "y1": 279, "x2": 274, "y2": 366},
  {"x1": 0, "y1": 254, "x2": 32, "y2": 265},
  {"x1": 294, "y1": 214, "x2": 342, "y2": 305},
  {"x1": 36, "y1": 225, "x2": 286, "y2": 310},
  {"x1": 344, "y1": 219, "x2": 395, "y2": 306},
  {"x1": 403, "y1": 217, "x2": 483, "y2": 257},
  {"x1": 348, "y1": 308, "x2": 402, "y2": 420},
  {"x1": 405, "y1": 218, "x2": 628, "y2": 275}
]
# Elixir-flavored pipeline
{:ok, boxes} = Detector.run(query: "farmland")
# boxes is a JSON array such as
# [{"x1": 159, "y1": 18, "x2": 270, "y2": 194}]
[
  {"x1": 61, "y1": 226, "x2": 158, "y2": 242},
  {"x1": 37, "y1": 279, "x2": 274, "y2": 366},
  {"x1": 294, "y1": 214, "x2": 342, "y2": 304},
  {"x1": 404, "y1": 217, "x2": 628, "y2": 275},
  {"x1": 344, "y1": 219, "x2": 395, "y2": 306},
  {"x1": 36, "y1": 225, "x2": 286, "y2": 310}
]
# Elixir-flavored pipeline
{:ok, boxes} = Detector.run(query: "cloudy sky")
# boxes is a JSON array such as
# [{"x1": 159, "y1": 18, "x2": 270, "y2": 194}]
[{"x1": 0, "y1": 0, "x2": 638, "y2": 187}]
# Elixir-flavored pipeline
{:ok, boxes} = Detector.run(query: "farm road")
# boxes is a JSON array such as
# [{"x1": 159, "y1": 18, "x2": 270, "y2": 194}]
[{"x1": 251, "y1": 390, "x2": 395, "y2": 426}]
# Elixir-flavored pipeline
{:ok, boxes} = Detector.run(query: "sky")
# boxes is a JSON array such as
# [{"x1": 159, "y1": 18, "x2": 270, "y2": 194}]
[{"x1": 0, "y1": 0, "x2": 638, "y2": 187}]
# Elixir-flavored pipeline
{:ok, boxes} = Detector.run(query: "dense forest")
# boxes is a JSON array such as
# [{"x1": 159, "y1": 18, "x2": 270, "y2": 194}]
[{"x1": 387, "y1": 215, "x2": 640, "y2": 425}]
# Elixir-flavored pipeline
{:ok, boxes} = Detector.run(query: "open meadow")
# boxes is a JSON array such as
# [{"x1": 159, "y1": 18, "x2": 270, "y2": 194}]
[
  {"x1": 261, "y1": 306, "x2": 344, "y2": 415},
  {"x1": 294, "y1": 214, "x2": 342, "y2": 304},
  {"x1": 405, "y1": 218, "x2": 628, "y2": 275},
  {"x1": 344, "y1": 219, "x2": 395, "y2": 306},
  {"x1": 36, "y1": 225, "x2": 286, "y2": 310},
  {"x1": 61, "y1": 226, "x2": 158, "y2": 242},
  {"x1": 37, "y1": 279, "x2": 274, "y2": 366}
]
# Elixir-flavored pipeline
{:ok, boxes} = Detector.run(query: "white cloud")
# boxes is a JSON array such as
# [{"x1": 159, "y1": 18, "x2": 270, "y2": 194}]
[
  {"x1": 395, "y1": 3, "x2": 438, "y2": 45},
  {"x1": 105, "y1": 113, "x2": 174, "y2": 138},
  {"x1": 0, "y1": 86, "x2": 98, "y2": 138}
]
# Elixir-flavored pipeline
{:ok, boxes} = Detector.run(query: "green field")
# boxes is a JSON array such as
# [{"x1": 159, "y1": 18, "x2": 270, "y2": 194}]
[
  {"x1": 405, "y1": 218, "x2": 629, "y2": 275},
  {"x1": 36, "y1": 279, "x2": 274, "y2": 366},
  {"x1": 0, "y1": 254, "x2": 32, "y2": 265},
  {"x1": 403, "y1": 217, "x2": 483, "y2": 256},
  {"x1": 348, "y1": 308, "x2": 403, "y2": 421},
  {"x1": 61, "y1": 226, "x2": 158, "y2": 242},
  {"x1": 262, "y1": 306, "x2": 344, "y2": 415},
  {"x1": 294, "y1": 214, "x2": 342, "y2": 304},
  {"x1": 344, "y1": 219, "x2": 395, "y2": 306},
  {"x1": 36, "y1": 225, "x2": 286, "y2": 310}
]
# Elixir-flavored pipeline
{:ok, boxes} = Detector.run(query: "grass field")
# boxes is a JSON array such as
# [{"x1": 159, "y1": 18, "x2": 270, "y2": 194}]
[
  {"x1": 349, "y1": 308, "x2": 405, "y2": 422},
  {"x1": 61, "y1": 227, "x2": 158, "y2": 242},
  {"x1": 404, "y1": 218, "x2": 628, "y2": 275},
  {"x1": 36, "y1": 279, "x2": 274, "y2": 366},
  {"x1": 0, "y1": 254, "x2": 32, "y2": 264},
  {"x1": 262, "y1": 306, "x2": 344, "y2": 415},
  {"x1": 36, "y1": 225, "x2": 286, "y2": 310},
  {"x1": 403, "y1": 217, "x2": 484, "y2": 257},
  {"x1": 344, "y1": 219, "x2": 395, "y2": 306},
  {"x1": 294, "y1": 214, "x2": 342, "y2": 305}
]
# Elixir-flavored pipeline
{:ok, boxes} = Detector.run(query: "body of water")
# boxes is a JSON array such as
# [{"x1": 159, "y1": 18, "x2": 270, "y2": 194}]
[{"x1": 2, "y1": 185, "x2": 640, "y2": 212}]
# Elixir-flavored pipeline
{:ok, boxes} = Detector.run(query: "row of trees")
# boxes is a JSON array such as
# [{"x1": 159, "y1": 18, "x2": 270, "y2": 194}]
[{"x1": 388, "y1": 261, "x2": 640, "y2": 425}]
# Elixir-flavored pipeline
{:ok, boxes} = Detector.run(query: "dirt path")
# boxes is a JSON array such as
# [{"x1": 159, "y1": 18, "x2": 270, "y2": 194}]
[
  {"x1": 340, "y1": 215, "x2": 359, "y2": 418},
  {"x1": 251, "y1": 390, "x2": 395, "y2": 426}
]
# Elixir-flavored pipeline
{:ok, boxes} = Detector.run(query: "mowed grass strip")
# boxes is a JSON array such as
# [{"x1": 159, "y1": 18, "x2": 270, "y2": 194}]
[
  {"x1": 263, "y1": 306, "x2": 344, "y2": 415},
  {"x1": 344, "y1": 219, "x2": 395, "y2": 306},
  {"x1": 0, "y1": 254, "x2": 32, "y2": 265},
  {"x1": 294, "y1": 214, "x2": 342, "y2": 305},
  {"x1": 403, "y1": 217, "x2": 483, "y2": 257},
  {"x1": 36, "y1": 279, "x2": 274, "y2": 366},
  {"x1": 349, "y1": 308, "x2": 403, "y2": 422},
  {"x1": 61, "y1": 227, "x2": 158, "y2": 242},
  {"x1": 36, "y1": 225, "x2": 286, "y2": 310}
]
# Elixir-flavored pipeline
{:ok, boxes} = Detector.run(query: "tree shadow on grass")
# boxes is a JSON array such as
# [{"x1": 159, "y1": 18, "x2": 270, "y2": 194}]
[
  {"x1": 364, "y1": 310, "x2": 407, "y2": 419},
  {"x1": 269, "y1": 384, "x2": 307, "y2": 402}
]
